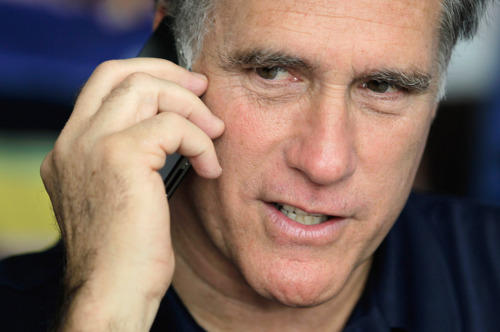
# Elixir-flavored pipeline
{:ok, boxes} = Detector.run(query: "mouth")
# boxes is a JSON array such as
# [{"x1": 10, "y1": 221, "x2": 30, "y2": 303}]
[{"x1": 274, "y1": 203, "x2": 331, "y2": 226}]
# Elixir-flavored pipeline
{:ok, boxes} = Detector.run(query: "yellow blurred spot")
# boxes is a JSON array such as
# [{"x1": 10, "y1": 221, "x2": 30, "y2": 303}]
[{"x1": 0, "y1": 133, "x2": 60, "y2": 259}]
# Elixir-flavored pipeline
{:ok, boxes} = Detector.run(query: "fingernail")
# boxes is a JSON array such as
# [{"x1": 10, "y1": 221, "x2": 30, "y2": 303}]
[
  {"x1": 214, "y1": 117, "x2": 225, "y2": 130},
  {"x1": 192, "y1": 72, "x2": 207, "y2": 81}
]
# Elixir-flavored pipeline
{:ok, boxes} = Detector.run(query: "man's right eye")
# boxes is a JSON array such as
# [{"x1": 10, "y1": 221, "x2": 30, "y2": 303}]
[{"x1": 255, "y1": 67, "x2": 291, "y2": 80}]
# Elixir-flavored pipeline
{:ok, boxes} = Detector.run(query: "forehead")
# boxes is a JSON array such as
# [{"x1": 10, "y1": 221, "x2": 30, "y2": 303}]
[{"x1": 213, "y1": 0, "x2": 442, "y2": 74}]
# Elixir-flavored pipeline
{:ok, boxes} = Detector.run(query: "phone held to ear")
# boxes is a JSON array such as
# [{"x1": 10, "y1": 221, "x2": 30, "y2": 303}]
[{"x1": 137, "y1": 16, "x2": 191, "y2": 200}]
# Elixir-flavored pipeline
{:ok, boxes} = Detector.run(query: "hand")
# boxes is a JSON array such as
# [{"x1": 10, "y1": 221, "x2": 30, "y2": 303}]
[{"x1": 40, "y1": 58, "x2": 224, "y2": 331}]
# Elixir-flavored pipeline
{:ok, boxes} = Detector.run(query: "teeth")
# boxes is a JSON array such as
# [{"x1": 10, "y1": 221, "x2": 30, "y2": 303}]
[
  {"x1": 295, "y1": 207, "x2": 307, "y2": 216},
  {"x1": 277, "y1": 204, "x2": 328, "y2": 225}
]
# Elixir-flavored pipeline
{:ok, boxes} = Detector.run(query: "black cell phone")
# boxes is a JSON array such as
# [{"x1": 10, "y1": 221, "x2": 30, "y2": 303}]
[{"x1": 137, "y1": 16, "x2": 191, "y2": 199}]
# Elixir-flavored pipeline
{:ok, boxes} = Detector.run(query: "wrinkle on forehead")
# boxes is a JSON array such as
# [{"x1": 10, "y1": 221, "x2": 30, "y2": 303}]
[
  {"x1": 215, "y1": 0, "x2": 441, "y2": 50},
  {"x1": 220, "y1": 0, "x2": 441, "y2": 31}
]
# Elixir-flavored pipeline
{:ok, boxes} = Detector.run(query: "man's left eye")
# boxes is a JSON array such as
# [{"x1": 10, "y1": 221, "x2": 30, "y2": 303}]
[
  {"x1": 363, "y1": 80, "x2": 399, "y2": 93},
  {"x1": 255, "y1": 67, "x2": 290, "y2": 80}
]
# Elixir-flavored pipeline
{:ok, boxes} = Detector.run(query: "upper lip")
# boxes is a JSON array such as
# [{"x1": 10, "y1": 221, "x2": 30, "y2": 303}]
[{"x1": 262, "y1": 181, "x2": 354, "y2": 218}]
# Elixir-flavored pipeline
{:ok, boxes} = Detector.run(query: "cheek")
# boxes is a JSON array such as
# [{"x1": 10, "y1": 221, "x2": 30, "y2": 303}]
[
  {"x1": 358, "y1": 113, "x2": 432, "y2": 195},
  {"x1": 202, "y1": 81, "x2": 288, "y2": 172},
  {"x1": 209, "y1": 96, "x2": 260, "y2": 172}
]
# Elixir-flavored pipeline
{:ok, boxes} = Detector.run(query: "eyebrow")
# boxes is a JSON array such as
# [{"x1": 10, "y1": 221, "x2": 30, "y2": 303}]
[
  {"x1": 218, "y1": 48, "x2": 433, "y2": 93},
  {"x1": 359, "y1": 69, "x2": 433, "y2": 93},
  {"x1": 218, "y1": 48, "x2": 313, "y2": 71}
]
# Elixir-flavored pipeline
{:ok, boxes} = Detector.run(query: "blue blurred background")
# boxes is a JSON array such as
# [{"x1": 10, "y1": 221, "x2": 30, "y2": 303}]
[
  {"x1": 0, "y1": 0, "x2": 499, "y2": 257},
  {"x1": 0, "y1": 0, "x2": 153, "y2": 130}
]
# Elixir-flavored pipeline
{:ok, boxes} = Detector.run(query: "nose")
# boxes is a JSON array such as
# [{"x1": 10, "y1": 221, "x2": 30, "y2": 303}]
[{"x1": 284, "y1": 95, "x2": 356, "y2": 186}]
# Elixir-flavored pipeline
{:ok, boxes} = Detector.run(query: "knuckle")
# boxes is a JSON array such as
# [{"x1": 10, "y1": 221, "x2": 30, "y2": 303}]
[
  {"x1": 154, "y1": 111, "x2": 185, "y2": 134},
  {"x1": 40, "y1": 151, "x2": 54, "y2": 182},
  {"x1": 103, "y1": 83, "x2": 130, "y2": 103},
  {"x1": 125, "y1": 71, "x2": 151, "y2": 85},
  {"x1": 103, "y1": 72, "x2": 152, "y2": 104},
  {"x1": 159, "y1": 112, "x2": 214, "y2": 154},
  {"x1": 198, "y1": 136, "x2": 215, "y2": 155},
  {"x1": 94, "y1": 59, "x2": 122, "y2": 77},
  {"x1": 164, "y1": 112, "x2": 192, "y2": 134},
  {"x1": 160, "y1": 110, "x2": 184, "y2": 125},
  {"x1": 50, "y1": 139, "x2": 68, "y2": 167}
]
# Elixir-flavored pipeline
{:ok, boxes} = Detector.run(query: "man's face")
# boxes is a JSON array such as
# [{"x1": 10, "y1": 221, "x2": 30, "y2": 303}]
[{"x1": 172, "y1": 0, "x2": 441, "y2": 307}]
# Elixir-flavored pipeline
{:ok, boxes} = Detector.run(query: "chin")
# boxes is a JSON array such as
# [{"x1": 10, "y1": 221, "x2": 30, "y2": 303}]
[
  {"x1": 246, "y1": 260, "x2": 346, "y2": 308},
  {"x1": 270, "y1": 291, "x2": 332, "y2": 308},
  {"x1": 262, "y1": 277, "x2": 337, "y2": 308}
]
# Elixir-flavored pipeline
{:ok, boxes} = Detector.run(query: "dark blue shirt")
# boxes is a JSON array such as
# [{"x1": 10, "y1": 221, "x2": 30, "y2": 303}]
[{"x1": 1, "y1": 193, "x2": 499, "y2": 331}]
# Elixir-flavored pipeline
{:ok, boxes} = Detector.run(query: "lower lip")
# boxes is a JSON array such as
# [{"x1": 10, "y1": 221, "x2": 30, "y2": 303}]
[{"x1": 264, "y1": 203, "x2": 347, "y2": 246}]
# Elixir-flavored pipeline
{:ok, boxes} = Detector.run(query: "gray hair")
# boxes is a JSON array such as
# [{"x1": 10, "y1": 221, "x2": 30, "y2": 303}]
[
  {"x1": 436, "y1": 0, "x2": 494, "y2": 98},
  {"x1": 162, "y1": 0, "x2": 495, "y2": 98},
  {"x1": 161, "y1": 0, "x2": 218, "y2": 69}
]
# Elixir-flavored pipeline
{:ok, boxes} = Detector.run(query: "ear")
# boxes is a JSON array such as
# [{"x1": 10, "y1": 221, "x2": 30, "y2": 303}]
[{"x1": 153, "y1": 3, "x2": 168, "y2": 30}]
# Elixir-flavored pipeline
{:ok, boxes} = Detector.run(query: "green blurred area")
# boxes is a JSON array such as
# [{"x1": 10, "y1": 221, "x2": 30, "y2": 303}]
[{"x1": 0, "y1": 132, "x2": 60, "y2": 258}]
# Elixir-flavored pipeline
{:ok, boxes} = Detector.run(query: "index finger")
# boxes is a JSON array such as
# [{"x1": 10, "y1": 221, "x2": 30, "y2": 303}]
[{"x1": 72, "y1": 58, "x2": 208, "y2": 122}]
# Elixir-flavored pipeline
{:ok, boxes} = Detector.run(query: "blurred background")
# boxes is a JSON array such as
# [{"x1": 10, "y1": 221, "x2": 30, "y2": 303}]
[
  {"x1": 1, "y1": 0, "x2": 499, "y2": 259},
  {"x1": 0, "y1": 0, "x2": 154, "y2": 258}
]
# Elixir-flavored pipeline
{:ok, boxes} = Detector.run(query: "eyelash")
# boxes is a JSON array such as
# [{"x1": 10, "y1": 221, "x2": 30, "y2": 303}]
[
  {"x1": 361, "y1": 80, "x2": 408, "y2": 94},
  {"x1": 252, "y1": 66, "x2": 300, "y2": 82}
]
